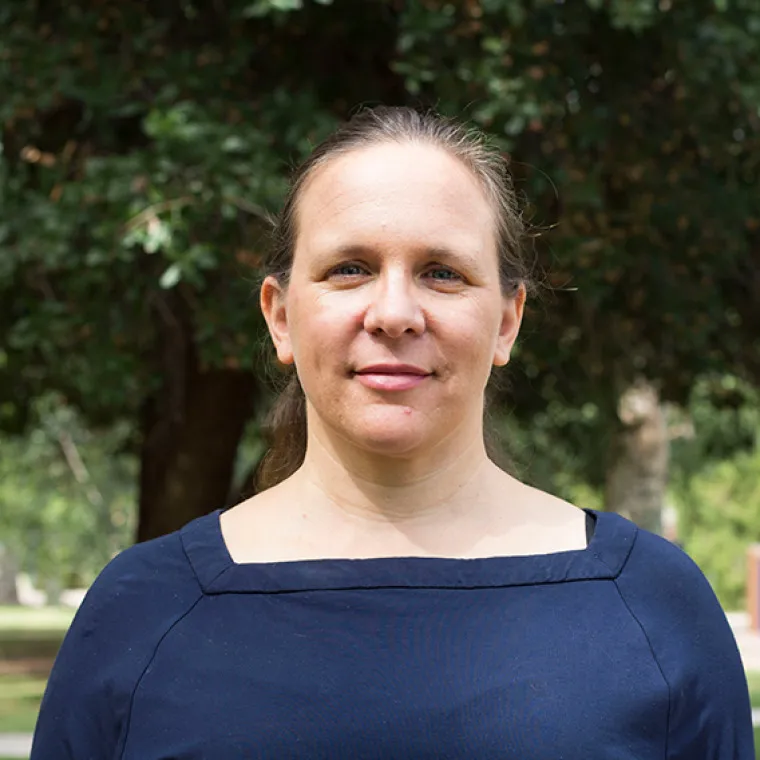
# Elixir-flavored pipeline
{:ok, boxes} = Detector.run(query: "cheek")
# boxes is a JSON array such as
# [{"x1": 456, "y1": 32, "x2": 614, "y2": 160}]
[
  {"x1": 444, "y1": 304, "x2": 500, "y2": 361},
  {"x1": 290, "y1": 292, "x2": 360, "y2": 367}
]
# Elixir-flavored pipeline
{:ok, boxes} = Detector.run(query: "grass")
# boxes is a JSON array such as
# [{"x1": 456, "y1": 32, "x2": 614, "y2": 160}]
[
  {"x1": 0, "y1": 606, "x2": 75, "y2": 634},
  {"x1": 0, "y1": 674, "x2": 47, "y2": 733},
  {"x1": 749, "y1": 671, "x2": 760, "y2": 705},
  {"x1": 0, "y1": 606, "x2": 71, "y2": 666},
  {"x1": 748, "y1": 671, "x2": 760, "y2": 756},
  {"x1": 0, "y1": 605, "x2": 71, "y2": 743}
]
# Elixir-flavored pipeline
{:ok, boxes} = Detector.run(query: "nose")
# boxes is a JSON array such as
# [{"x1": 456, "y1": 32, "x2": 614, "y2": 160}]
[{"x1": 363, "y1": 270, "x2": 425, "y2": 338}]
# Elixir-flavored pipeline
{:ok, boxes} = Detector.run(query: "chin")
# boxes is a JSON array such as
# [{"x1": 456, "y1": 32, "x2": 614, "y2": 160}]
[{"x1": 346, "y1": 421, "x2": 430, "y2": 458}]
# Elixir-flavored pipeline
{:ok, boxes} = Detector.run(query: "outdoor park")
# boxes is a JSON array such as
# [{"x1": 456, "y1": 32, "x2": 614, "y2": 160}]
[{"x1": 1, "y1": 0, "x2": 760, "y2": 756}]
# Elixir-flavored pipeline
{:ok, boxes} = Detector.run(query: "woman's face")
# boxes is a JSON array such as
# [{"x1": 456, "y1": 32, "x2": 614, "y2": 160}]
[{"x1": 262, "y1": 141, "x2": 525, "y2": 459}]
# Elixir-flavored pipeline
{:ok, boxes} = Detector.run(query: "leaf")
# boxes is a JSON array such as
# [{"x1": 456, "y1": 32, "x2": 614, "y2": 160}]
[
  {"x1": 143, "y1": 217, "x2": 172, "y2": 254},
  {"x1": 159, "y1": 263, "x2": 182, "y2": 289},
  {"x1": 242, "y1": 0, "x2": 302, "y2": 17}
]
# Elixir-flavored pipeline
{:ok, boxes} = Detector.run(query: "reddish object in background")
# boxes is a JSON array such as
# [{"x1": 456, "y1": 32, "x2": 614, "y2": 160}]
[{"x1": 747, "y1": 545, "x2": 760, "y2": 632}]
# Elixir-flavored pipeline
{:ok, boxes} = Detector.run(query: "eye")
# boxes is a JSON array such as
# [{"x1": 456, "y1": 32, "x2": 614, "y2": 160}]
[
  {"x1": 327, "y1": 262, "x2": 369, "y2": 278},
  {"x1": 424, "y1": 266, "x2": 463, "y2": 284}
]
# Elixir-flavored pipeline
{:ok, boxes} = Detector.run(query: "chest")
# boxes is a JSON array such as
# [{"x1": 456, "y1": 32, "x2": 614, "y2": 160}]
[{"x1": 121, "y1": 586, "x2": 668, "y2": 759}]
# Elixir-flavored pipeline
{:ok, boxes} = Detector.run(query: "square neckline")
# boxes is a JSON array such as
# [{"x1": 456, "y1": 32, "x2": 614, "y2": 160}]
[{"x1": 179, "y1": 509, "x2": 637, "y2": 594}]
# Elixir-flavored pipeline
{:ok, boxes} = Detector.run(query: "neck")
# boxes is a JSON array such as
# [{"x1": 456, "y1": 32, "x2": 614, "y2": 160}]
[{"x1": 293, "y1": 419, "x2": 508, "y2": 525}]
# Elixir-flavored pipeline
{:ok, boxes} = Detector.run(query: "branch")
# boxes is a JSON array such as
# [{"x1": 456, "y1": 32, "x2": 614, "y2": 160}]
[
  {"x1": 123, "y1": 193, "x2": 271, "y2": 235},
  {"x1": 57, "y1": 430, "x2": 105, "y2": 508},
  {"x1": 224, "y1": 195, "x2": 272, "y2": 222},
  {"x1": 123, "y1": 197, "x2": 194, "y2": 233}
]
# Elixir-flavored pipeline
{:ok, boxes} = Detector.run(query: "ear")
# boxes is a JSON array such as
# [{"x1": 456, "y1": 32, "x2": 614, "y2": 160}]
[
  {"x1": 260, "y1": 275, "x2": 295, "y2": 366},
  {"x1": 493, "y1": 284, "x2": 526, "y2": 368}
]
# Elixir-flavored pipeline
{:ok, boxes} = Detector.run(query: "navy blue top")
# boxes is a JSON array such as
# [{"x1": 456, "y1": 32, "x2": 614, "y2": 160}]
[{"x1": 32, "y1": 509, "x2": 753, "y2": 759}]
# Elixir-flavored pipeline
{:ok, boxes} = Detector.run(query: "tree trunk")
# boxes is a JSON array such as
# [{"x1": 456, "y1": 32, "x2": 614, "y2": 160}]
[
  {"x1": 604, "y1": 379, "x2": 669, "y2": 534},
  {"x1": 0, "y1": 544, "x2": 19, "y2": 604},
  {"x1": 138, "y1": 365, "x2": 258, "y2": 541},
  {"x1": 137, "y1": 290, "x2": 259, "y2": 541}
]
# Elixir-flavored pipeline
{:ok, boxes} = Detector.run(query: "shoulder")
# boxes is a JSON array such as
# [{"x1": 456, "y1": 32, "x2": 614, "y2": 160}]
[
  {"x1": 594, "y1": 510, "x2": 723, "y2": 623},
  {"x1": 33, "y1": 517, "x2": 213, "y2": 756},
  {"x1": 84, "y1": 525, "x2": 202, "y2": 622},
  {"x1": 64, "y1": 515, "x2": 212, "y2": 652},
  {"x1": 613, "y1": 515, "x2": 718, "y2": 608},
  {"x1": 603, "y1": 513, "x2": 753, "y2": 754},
  {"x1": 603, "y1": 518, "x2": 754, "y2": 754},
  {"x1": 607, "y1": 513, "x2": 745, "y2": 685}
]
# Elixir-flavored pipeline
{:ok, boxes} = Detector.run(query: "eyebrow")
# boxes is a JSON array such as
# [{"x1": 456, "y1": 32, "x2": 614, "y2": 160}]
[{"x1": 322, "y1": 243, "x2": 486, "y2": 272}]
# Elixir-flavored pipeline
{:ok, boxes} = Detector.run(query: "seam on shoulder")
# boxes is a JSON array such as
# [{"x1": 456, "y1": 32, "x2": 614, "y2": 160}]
[
  {"x1": 179, "y1": 520, "x2": 233, "y2": 592},
  {"x1": 118, "y1": 593, "x2": 205, "y2": 759},
  {"x1": 592, "y1": 519, "x2": 638, "y2": 580},
  {"x1": 179, "y1": 530, "x2": 222, "y2": 593},
  {"x1": 612, "y1": 568, "x2": 671, "y2": 760}
]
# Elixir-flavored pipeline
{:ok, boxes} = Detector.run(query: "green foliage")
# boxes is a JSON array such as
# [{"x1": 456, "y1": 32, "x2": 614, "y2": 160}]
[
  {"x1": 671, "y1": 446, "x2": 760, "y2": 609},
  {"x1": 244, "y1": 0, "x2": 333, "y2": 16},
  {"x1": 495, "y1": 393, "x2": 613, "y2": 495},
  {"x1": 673, "y1": 375, "x2": 760, "y2": 464},
  {"x1": 0, "y1": 0, "x2": 402, "y2": 436},
  {"x1": 396, "y1": 0, "x2": 760, "y2": 413},
  {"x1": 1, "y1": 0, "x2": 759, "y2": 547},
  {"x1": 501, "y1": 371, "x2": 760, "y2": 609},
  {"x1": 0, "y1": 394, "x2": 136, "y2": 593},
  {"x1": 3, "y1": 0, "x2": 759, "y2": 419},
  {"x1": 669, "y1": 375, "x2": 760, "y2": 608}
]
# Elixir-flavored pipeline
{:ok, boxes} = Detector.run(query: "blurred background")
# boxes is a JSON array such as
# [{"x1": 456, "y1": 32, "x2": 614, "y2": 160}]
[{"x1": 1, "y1": 0, "x2": 759, "y2": 755}]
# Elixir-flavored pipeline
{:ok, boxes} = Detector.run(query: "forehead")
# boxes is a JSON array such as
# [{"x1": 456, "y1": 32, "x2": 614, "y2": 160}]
[{"x1": 294, "y1": 142, "x2": 495, "y2": 256}]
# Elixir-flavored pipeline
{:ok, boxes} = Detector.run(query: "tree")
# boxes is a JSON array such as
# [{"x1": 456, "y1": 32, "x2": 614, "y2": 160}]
[
  {"x1": 396, "y1": 0, "x2": 760, "y2": 501},
  {"x1": 668, "y1": 375, "x2": 760, "y2": 608},
  {"x1": 603, "y1": 379, "x2": 669, "y2": 532},
  {"x1": 0, "y1": 0, "x2": 403, "y2": 539},
  {"x1": 2, "y1": 0, "x2": 759, "y2": 540},
  {"x1": 0, "y1": 392, "x2": 136, "y2": 598}
]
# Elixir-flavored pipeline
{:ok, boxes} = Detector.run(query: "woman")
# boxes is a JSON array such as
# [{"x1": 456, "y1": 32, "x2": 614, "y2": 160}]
[{"x1": 32, "y1": 107, "x2": 753, "y2": 758}]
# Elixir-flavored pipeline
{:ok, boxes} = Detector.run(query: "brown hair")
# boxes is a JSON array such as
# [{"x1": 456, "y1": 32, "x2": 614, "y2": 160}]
[{"x1": 254, "y1": 106, "x2": 531, "y2": 492}]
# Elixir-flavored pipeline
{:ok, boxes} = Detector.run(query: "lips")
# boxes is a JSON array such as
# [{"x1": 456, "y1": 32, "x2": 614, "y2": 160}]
[
  {"x1": 354, "y1": 364, "x2": 430, "y2": 376},
  {"x1": 353, "y1": 364, "x2": 432, "y2": 392}
]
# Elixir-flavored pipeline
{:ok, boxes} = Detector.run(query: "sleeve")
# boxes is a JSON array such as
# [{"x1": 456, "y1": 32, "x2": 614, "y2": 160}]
[
  {"x1": 30, "y1": 533, "x2": 202, "y2": 760},
  {"x1": 30, "y1": 580, "x2": 125, "y2": 759},
  {"x1": 614, "y1": 527, "x2": 755, "y2": 759}
]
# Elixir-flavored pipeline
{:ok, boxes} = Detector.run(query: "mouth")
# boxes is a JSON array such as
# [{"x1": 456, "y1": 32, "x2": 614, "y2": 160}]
[
  {"x1": 352, "y1": 365, "x2": 432, "y2": 392},
  {"x1": 354, "y1": 364, "x2": 431, "y2": 376}
]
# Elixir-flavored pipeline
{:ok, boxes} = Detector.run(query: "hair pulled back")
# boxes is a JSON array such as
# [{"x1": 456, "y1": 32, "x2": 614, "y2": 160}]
[{"x1": 255, "y1": 106, "x2": 531, "y2": 492}]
